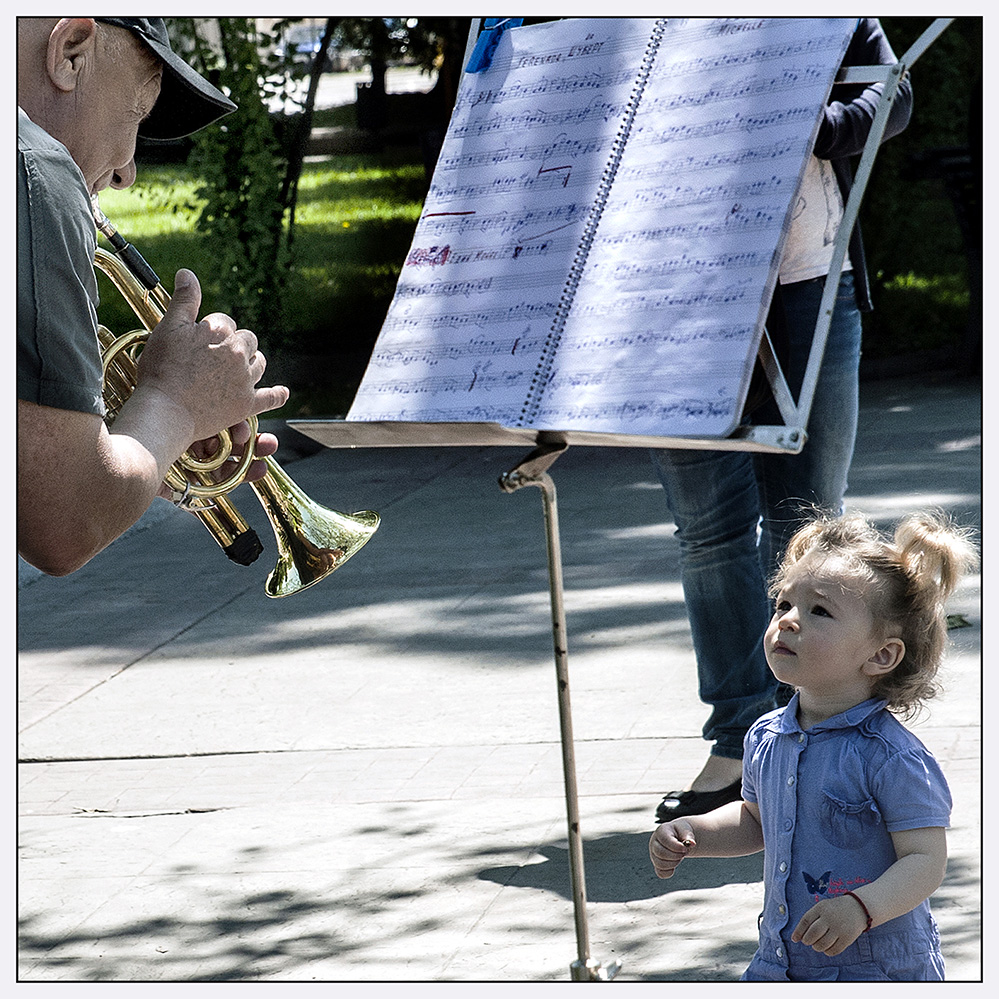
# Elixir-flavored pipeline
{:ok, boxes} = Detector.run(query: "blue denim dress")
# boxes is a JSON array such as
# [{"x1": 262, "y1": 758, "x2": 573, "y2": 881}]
[{"x1": 741, "y1": 696, "x2": 951, "y2": 981}]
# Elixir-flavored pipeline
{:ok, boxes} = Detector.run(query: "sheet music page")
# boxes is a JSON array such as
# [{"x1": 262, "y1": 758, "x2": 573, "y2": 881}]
[
  {"x1": 528, "y1": 17, "x2": 856, "y2": 437},
  {"x1": 348, "y1": 17, "x2": 854, "y2": 438},
  {"x1": 347, "y1": 18, "x2": 654, "y2": 424}
]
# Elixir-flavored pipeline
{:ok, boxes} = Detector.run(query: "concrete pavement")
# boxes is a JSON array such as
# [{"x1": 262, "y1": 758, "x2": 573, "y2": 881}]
[{"x1": 17, "y1": 373, "x2": 981, "y2": 982}]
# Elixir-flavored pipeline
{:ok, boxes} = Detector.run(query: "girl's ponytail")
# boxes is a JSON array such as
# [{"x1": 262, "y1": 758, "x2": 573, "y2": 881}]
[{"x1": 894, "y1": 513, "x2": 978, "y2": 605}]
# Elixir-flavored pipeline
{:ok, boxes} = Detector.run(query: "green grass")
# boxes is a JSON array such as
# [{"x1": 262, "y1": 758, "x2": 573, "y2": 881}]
[
  {"x1": 96, "y1": 149, "x2": 427, "y2": 415},
  {"x1": 882, "y1": 271, "x2": 969, "y2": 308},
  {"x1": 865, "y1": 272, "x2": 972, "y2": 360}
]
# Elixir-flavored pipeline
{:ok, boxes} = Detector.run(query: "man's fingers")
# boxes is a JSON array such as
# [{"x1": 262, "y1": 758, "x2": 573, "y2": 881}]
[
  {"x1": 252, "y1": 384, "x2": 290, "y2": 416},
  {"x1": 166, "y1": 269, "x2": 203, "y2": 321},
  {"x1": 253, "y1": 432, "x2": 280, "y2": 458},
  {"x1": 228, "y1": 421, "x2": 252, "y2": 448}
]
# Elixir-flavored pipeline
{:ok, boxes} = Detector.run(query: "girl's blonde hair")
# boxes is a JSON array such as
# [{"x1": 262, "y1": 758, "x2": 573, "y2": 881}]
[{"x1": 770, "y1": 511, "x2": 979, "y2": 717}]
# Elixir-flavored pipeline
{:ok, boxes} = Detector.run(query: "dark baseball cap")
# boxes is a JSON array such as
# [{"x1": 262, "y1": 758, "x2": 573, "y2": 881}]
[{"x1": 94, "y1": 17, "x2": 237, "y2": 139}]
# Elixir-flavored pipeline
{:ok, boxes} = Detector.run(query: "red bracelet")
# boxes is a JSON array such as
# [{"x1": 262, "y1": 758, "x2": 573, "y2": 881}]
[{"x1": 843, "y1": 890, "x2": 873, "y2": 932}]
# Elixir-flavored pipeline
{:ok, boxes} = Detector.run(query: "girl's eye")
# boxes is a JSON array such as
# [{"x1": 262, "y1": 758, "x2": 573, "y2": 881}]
[
  {"x1": 775, "y1": 600, "x2": 791, "y2": 614},
  {"x1": 811, "y1": 604, "x2": 832, "y2": 618}
]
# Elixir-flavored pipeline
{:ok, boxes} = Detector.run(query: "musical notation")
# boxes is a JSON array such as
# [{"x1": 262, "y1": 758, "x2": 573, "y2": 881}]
[
  {"x1": 467, "y1": 67, "x2": 638, "y2": 108},
  {"x1": 414, "y1": 202, "x2": 592, "y2": 239},
  {"x1": 348, "y1": 17, "x2": 855, "y2": 439}
]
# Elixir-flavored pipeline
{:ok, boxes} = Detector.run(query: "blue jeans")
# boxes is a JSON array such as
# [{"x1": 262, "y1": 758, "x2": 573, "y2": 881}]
[{"x1": 651, "y1": 273, "x2": 862, "y2": 758}]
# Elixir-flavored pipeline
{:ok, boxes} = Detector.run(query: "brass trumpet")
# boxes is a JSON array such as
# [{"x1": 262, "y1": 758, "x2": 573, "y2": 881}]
[{"x1": 93, "y1": 200, "x2": 379, "y2": 598}]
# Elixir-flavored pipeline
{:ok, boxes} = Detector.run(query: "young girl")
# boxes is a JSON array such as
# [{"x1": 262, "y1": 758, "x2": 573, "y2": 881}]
[{"x1": 649, "y1": 511, "x2": 978, "y2": 981}]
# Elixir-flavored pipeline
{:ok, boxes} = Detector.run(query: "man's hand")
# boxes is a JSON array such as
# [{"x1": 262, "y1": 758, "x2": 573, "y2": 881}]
[
  {"x1": 156, "y1": 428, "x2": 281, "y2": 501},
  {"x1": 226, "y1": 425, "x2": 280, "y2": 483},
  {"x1": 135, "y1": 269, "x2": 289, "y2": 444}
]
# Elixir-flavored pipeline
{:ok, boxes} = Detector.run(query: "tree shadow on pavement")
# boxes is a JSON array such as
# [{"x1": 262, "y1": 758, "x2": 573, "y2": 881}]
[
  {"x1": 477, "y1": 829, "x2": 764, "y2": 903},
  {"x1": 17, "y1": 829, "x2": 977, "y2": 983}
]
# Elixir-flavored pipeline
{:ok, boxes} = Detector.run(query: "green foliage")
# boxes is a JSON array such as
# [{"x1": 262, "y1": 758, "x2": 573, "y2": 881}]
[
  {"x1": 332, "y1": 17, "x2": 468, "y2": 131},
  {"x1": 865, "y1": 274, "x2": 970, "y2": 360},
  {"x1": 860, "y1": 17, "x2": 980, "y2": 356},
  {"x1": 166, "y1": 18, "x2": 292, "y2": 344}
]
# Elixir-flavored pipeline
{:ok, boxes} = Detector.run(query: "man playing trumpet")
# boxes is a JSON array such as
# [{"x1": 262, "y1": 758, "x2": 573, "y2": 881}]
[{"x1": 17, "y1": 17, "x2": 290, "y2": 576}]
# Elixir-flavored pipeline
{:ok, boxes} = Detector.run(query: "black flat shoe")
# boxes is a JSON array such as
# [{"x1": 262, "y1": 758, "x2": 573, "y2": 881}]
[{"x1": 655, "y1": 778, "x2": 743, "y2": 823}]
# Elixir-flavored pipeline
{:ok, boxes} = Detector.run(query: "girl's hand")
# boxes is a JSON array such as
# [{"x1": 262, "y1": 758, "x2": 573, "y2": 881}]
[
  {"x1": 791, "y1": 894, "x2": 871, "y2": 956},
  {"x1": 649, "y1": 819, "x2": 696, "y2": 879}
]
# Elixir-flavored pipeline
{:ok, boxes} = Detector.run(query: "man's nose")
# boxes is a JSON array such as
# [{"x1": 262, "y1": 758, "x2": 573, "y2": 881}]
[{"x1": 110, "y1": 159, "x2": 137, "y2": 190}]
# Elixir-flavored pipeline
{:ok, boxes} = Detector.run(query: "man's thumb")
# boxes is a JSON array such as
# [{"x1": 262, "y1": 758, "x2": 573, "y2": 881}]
[{"x1": 167, "y1": 268, "x2": 202, "y2": 318}]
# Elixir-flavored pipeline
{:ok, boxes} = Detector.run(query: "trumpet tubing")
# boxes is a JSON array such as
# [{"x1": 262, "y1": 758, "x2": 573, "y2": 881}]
[{"x1": 92, "y1": 206, "x2": 379, "y2": 596}]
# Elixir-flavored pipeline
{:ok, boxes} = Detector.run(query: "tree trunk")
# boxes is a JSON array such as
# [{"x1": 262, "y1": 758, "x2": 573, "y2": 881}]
[{"x1": 281, "y1": 17, "x2": 340, "y2": 253}]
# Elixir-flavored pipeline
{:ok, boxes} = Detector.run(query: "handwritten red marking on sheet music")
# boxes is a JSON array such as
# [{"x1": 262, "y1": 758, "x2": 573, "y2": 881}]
[
  {"x1": 405, "y1": 245, "x2": 451, "y2": 267},
  {"x1": 410, "y1": 212, "x2": 473, "y2": 267}
]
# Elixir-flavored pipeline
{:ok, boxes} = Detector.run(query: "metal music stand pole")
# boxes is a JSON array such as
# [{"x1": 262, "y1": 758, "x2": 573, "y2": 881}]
[{"x1": 499, "y1": 441, "x2": 621, "y2": 983}]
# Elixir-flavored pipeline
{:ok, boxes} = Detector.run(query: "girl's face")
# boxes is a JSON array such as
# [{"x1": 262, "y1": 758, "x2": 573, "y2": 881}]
[{"x1": 765, "y1": 554, "x2": 888, "y2": 705}]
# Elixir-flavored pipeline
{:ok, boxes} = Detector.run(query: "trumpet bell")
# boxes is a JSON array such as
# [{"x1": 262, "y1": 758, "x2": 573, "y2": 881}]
[{"x1": 250, "y1": 457, "x2": 380, "y2": 598}]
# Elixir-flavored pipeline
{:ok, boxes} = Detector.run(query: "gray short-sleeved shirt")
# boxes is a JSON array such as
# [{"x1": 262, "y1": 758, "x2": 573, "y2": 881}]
[{"x1": 18, "y1": 107, "x2": 106, "y2": 417}]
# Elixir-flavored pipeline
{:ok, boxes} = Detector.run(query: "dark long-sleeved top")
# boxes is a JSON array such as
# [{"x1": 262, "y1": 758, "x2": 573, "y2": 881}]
[{"x1": 813, "y1": 17, "x2": 913, "y2": 312}]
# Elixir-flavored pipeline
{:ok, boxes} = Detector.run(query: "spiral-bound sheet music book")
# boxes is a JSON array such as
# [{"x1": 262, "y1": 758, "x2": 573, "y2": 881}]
[{"x1": 345, "y1": 17, "x2": 855, "y2": 441}]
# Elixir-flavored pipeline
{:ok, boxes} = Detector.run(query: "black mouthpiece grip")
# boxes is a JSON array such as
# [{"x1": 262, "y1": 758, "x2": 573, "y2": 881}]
[
  {"x1": 223, "y1": 529, "x2": 265, "y2": 566},
  {"x1": 113, "y1": 241, "x2": 161, "y2": 292}
]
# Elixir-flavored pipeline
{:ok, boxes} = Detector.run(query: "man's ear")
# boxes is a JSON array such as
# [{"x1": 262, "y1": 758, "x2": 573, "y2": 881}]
[
  {"x1": 46, "y1": 18, "x2": 97, "y2": 93},
  {"x1": 864, "y1": 638, "x2": 905, "y2": 676}
]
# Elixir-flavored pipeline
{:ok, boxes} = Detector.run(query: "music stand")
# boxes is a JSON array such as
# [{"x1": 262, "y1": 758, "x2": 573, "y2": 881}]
[{"x1": 292, "y1": 18, "x2": 953, "y2": 980}]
